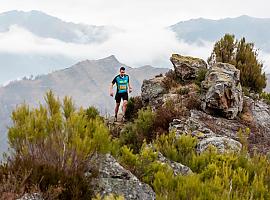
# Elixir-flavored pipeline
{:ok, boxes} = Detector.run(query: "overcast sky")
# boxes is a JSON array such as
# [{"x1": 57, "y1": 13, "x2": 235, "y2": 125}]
[
  {"x1": 0, "y1": 0, "x2": 270, "y2": 78},
  {"x1": 1, "y1": 0, "x2": 270, "y2": 28}
]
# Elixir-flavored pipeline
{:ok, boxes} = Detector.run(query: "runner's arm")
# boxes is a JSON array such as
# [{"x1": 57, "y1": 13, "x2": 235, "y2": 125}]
[
  {"x1": 110, "y1": 77, "x2": 116, "y2": 96},
  {"x1": 128, "y1": 82, "x2": 132, "y2": 93},
  {"x1": 109, "y1": 83, "x2": 114, "y2": 96}
]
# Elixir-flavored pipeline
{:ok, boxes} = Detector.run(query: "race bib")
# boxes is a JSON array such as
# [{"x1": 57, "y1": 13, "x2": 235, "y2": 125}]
[{"x1": 119, "y1": 85, "x2": 127, "y2": 90}]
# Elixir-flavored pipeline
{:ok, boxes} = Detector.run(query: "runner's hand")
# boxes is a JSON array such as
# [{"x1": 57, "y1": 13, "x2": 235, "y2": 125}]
[{"x1": 110, "y1": 92, "x2": 114, "y2": 97}]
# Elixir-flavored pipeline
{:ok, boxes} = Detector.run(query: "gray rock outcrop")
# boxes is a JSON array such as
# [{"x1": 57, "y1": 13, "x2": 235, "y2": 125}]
[
  {"x1": 169, "y1": 110, "x2": 243, "y2": 153},
  {"x1": 243, "y1": 96, "x2": 270, "y2": 135},
  {"x1": 170, "y1": 54, "x2": 207, "y2": 80},
  {"x1": 141, "y1": 77, "x2": 167, "y2": 108},
  {"x1": 201, "y1": 62, "x2": 243, "y2": 119},
  {"x1": 197, "y1": 136, "x2": 242, "y2": 154},
  {"x1": 157, "y1": 152, "x2": 192, "y2": 176},
  {"x1": 91, "y1": 154, "x2": 155, "y2": 200}
]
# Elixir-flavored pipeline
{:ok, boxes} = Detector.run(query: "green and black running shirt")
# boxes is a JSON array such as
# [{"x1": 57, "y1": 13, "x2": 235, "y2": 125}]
[{"x1": 112, "y1": 74, "x2": 129, "y2": 94}]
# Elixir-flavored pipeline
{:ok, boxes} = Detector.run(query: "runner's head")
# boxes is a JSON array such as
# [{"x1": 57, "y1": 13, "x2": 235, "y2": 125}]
[{"x1": 120, "y1": 67, "x2": 125, "y2": 76}]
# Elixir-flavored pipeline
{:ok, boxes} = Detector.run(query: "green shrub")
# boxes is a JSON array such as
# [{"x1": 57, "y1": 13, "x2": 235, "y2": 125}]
[
  {"x1": 176, "y1": 86, "x2": 190, "y2": 95},
  {"x1": 120, "y1": 107, "x2": 155, "y2": 152},
  {"x1": 2, "y1": 90, "x2": 115, "y2": 199},
  {"x1": 86, "y1": 106, "x2": 100, "y2": 120},
  {"x1": 195, "y1": 68, "x2": 208, "y2": 87},
  {"x1": 260, "y1": 92, "x2": 270, "y2": 105},
  {"x1": 119, "y1": 126, "x2": 270, "y2": 200},
  {"x1": 125, "y1": 96, "x2": 143, "y2": 121},
  {"x1": 119, "y1": 143, "x2": 171, "y2": 184},
  {"x1": 154, "y1": 132, "x2": 197, "y2": 166},
  {"x1": 208, "y1": 34, "x2": 267, "y2": 93}
]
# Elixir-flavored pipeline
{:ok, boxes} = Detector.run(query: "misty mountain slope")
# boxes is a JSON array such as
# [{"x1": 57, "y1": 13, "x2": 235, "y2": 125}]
[
  {"x1": 170, "y1": 15, "x2": 270, "y2": 52},
  {"x1": 0, "y1": 10, "x2": 122, "y2": 85},
  {"x1": 0, "y1": 10, "x2": 119, "y2": 44},
  {"x1": 0, "y1": 53, "x2": 76, "y2": 85},
  {"x1": 0, "y1": 55, "x2": 169, "y2": 155}
]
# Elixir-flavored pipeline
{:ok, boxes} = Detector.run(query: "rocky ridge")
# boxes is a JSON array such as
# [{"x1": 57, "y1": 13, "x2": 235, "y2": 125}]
[{"x1": 142, "y1": 54, "x2": 270, "y2": 154}]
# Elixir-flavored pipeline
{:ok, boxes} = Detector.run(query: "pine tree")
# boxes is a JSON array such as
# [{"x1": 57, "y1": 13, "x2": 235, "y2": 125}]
[
  {"x1": 208, "y1": 34, "x2": 266, "y2": 93},
  {"x1": 235, "y1": 38, "x2": 266, "y2": 93},
  {"x1": 208, "y1": 34, "x2": 236, "y2": 64}
]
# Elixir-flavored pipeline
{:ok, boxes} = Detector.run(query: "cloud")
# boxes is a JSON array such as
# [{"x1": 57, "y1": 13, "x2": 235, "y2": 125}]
[
  {"x1": 0, "y1": 25, "x2": 215, "y2": 68},
  {"x1": 1, "y1": 0, "x2": 270, "y2": 28},
  {"x1": 0, "y1": 24, "x2": 269, "y2": 73}
]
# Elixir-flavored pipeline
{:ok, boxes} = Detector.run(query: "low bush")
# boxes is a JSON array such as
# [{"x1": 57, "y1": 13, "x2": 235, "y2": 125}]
[
  {"x1": 195, "y1": 68, "x2": 208, "y2": 87},
  {"x1": 154, "y1": 132, "x2": 197, "y2": 166},
  {"x1": 162, "y1": 69, "x2": 180, "y2": 91},
  {"x1": 119, "y1": 130, "x2": 270, "y2": 199},
  {"x1": 153, "y1": 99, "x2": 187, "y2": 135},
  {"x1": 86, "y1": 106, "x2": 100, "y2": 120},
  {"x1": 1, "y1": 91, "x2": 116, "y2": 199},
  {"x1": 125, "y1": 96, "x2": 143, "y2": 121},
  {"x1": 176, "y1": 86, "x2": 190, "y2": 95},
  {"x1": 120, "y1": 107, "x2": 155, "y2": 152},
  {"x1": 260, "y1": 92, "x2": 270, "y2": 105}
]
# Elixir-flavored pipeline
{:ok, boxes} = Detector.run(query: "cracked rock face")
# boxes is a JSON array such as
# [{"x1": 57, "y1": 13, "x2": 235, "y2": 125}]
[
  {"x1": 91, "y1": 154, "x2": 156, "y2": 200},
  {"x1": 170, "y1": 54, "x2": 208, "y2": 80},
  {"x1": 244, "y1": 96, "x2": 270, "y2": 135},
  {"x1": 141, "y1": 77, "x2": 167, "y2": 108},
  {"x1": 201, "y1": 62, "x2": 243, "y2": 119},
  {"x1": 169, "y1": 110, "x2": 242, "y2": 154}
]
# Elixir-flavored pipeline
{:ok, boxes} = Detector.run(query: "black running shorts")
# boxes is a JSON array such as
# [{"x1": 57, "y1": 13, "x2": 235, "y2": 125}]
[{"x1": 115, "y1": 92, "x2": 128, "y2": 103}]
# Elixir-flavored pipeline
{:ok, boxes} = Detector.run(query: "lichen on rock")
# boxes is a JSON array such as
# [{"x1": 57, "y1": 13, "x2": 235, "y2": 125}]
[
  {"x1": 170, "y1": 54, "x2": 208, "y2": 80},
  {"x1": 201, "y1": 62, "x2": 243, "y2": 119}
]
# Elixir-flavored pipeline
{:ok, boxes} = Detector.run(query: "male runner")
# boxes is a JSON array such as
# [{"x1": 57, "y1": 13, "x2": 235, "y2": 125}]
[{"x1": 109, "y1": 67, "x2": 132, "y2": 121}]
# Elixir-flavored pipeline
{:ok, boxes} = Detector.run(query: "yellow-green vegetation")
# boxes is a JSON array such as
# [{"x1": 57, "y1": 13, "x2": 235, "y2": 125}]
[
  {"x1": 171, "y1": 54, "x2": 204, "y2": 64},
  {"x1": 120, "y1": 107, "x2": 156, "y2": 152},
  {"x1": 1, "y1": 91, "x2": 270, "y2": 199},
  {"x1": 119, "y1": 130, "x2": 270, "y2": 200},
  {"x1": 118, "y1": 109, "x2": 270, "y2": 199},
  {"x1": 208, "y1": 34, "x2": 266, "y2": 93},
  {"x1": 260, "y1": 92, "x2": 270, "y2": 105},
  {"x1": 125, "y1": 96, "x2": 143, "y2": 121},
  {"x1": 1, "y1": 91, "x2": 119, "y2": 199}
]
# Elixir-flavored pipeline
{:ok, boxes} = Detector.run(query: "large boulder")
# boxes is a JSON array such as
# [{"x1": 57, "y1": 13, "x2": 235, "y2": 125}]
[
  {"x1": 170, "y1": 54, "x2": 207, "y2": 80},
  {"x1": 141, "y1": 77, "x2": 167, "y2": 108},
  {"x1": 169, "y1": 110, "x2": 243, "y2": 153},
  {"x1": 90, "y1": 154, "x2": 155, "y2": 200},
  {"x1": 197, "y1": 136, "x2": 242, "y2": 154},
  {"x1": 243, "y1": 96, "x2": 270, "y2": 135},
  {"x1": 201, "y1": 62, "x2": 243, "y2": 119}
]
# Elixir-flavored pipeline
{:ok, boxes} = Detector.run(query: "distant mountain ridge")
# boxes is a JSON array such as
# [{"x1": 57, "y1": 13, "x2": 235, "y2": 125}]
[
  {"x1": 0, "y1": 10, "x2": 121, "y2": 85},
  {"x1": 170, "y1": 15, "x2": 270, "y2": 52},
  {"x1": 0, "y1": 10, "x2": 119, "y2": 44},
  {"x1": 0, "y1": 55, "x2": 169, "y2": 156}
]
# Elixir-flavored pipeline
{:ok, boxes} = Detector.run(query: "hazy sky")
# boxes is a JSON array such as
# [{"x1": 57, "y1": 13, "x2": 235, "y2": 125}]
[
  {"x1": 0, "y1": 0, "x2": 270, "y2": 28},
  {"x1": 0, "y1": 0, "x2": 270, "y2": 77}
]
